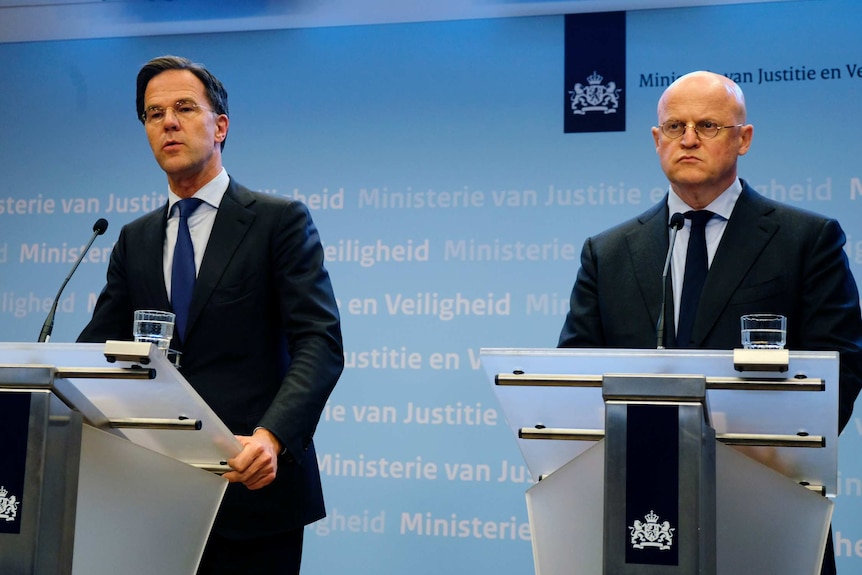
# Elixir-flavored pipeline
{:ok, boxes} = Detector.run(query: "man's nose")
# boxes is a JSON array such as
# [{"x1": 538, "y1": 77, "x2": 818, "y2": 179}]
[
  {"x1": 162, "y1": 107, "x2": 181, "y2": 128},
  {"x1": 680, "y1": 124, "x2": 700, "y2": 146}
]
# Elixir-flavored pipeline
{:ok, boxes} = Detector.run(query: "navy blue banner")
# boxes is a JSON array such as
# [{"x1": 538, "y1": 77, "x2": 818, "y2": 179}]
[
  {"x1": 625, "y1": 404, "x2": 679, "y2": 566},
  {"x1": 563, "y1": 12, "x2": 626, "y2": 133},
  {"x1": 0, "y1": 393, "x2": 30, "y2": 534}
]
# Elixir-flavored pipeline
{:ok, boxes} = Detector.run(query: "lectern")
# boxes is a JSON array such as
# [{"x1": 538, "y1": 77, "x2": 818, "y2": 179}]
[
  {"x1": 0, "y1": 342, "x2": 242, "y2": 575},
  {"x1": 482, "y1": 348, "x2": 837, "y2": 575}
]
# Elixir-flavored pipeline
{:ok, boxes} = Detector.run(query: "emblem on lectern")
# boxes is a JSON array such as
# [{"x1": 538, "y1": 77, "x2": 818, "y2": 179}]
[
  {"x1": 629, "y1": 510, "x2": 674, "y2": 550},
  {"x1": 0, "y1": 486, "x2": 20, "y2": 522}
]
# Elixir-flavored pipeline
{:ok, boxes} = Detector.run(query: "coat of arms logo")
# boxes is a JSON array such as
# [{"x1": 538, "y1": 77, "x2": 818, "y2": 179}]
[
  {"x1": 569, "y1": 70, "x2": 621, "y2": 115},
  {"x1": 0, "y1": 486, "x2": 20, "y2": 522},
  {"x1": 629, "y1": 510, "x2": 674, "y2": 550}
]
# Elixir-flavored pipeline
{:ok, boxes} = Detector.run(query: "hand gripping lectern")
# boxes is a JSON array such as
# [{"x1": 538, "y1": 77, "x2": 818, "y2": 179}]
[
  {"x1": 0, "y1": 342, "x2": 242, "y2": 575},
  {"x1": 481, "y1": 348, "x2": 838, "y2": 575}
]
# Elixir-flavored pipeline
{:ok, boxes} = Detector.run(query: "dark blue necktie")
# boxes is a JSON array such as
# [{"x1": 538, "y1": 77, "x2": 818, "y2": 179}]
[
  {"x1": 676, "y1": 210, "x2": 713, "y2": 348},
  {"x1": 171, "y1": 198, "x2": 204, "y2": 341}
]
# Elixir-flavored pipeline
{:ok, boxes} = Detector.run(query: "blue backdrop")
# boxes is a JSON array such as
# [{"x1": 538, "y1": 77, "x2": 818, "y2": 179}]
[{"x1": 2, "y1": 0, "x2": 861, "y2": 572}]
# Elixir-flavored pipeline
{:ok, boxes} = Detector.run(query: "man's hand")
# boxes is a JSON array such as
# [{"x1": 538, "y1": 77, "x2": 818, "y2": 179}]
[{"x1": 223, "y1": 427, "x2": 282, "y2": 490}]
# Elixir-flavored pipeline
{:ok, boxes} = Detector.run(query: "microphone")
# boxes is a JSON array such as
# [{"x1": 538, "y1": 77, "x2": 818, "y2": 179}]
[
  {"x1": 38, "y1": 218, "x2": 109, "y2": 342},
  {"x1": 656, "y1": 212, "x2": 685, "y2": 349}
]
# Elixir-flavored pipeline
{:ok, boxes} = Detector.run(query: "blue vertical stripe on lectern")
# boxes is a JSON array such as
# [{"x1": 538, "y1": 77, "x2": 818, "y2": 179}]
[
  {"x1": 625, "y1": 404, "x2": 680, "y2": 566},
  {"x1": 0, "y1": 393, "x2": 30, "y2": 534}
]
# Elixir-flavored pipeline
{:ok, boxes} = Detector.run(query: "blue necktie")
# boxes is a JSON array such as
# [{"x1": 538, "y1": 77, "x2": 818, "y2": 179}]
[
  {"x1": 171, "y1": 198, "x2": 204, "y2": 341},
  {"x1": 676, "y1": 210, "x2": 713, "y2": 347}
]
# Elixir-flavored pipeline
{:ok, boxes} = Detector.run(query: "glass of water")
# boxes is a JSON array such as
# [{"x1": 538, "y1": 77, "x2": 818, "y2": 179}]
[
  {"x1": 133, "y1": 309, "x2": 176, "y2": 354},
  {"x1": 740, "y1": 314, "x2": 787, "y2": 349}
]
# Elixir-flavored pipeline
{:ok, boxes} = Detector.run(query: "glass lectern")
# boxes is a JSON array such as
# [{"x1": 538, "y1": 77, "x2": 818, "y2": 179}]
[{"x1": 482, "y1": 347, "x2": 837, "y2": 575}]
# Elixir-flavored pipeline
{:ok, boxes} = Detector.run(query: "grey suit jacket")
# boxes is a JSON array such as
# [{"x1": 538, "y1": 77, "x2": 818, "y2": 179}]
[
  {"x1": 559, "y1": 180, "x2": 862, "y2": 432},
  {"x1": 79, "y1": 178, "x2": 344, "y2": 537}
]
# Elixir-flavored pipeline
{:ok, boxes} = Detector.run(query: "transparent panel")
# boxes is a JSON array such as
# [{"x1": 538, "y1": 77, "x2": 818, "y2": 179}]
[
  {"x1": 526, "y1": 440, "x2": 604, "y2": 575},
  {"x1": 73, "y1": 425, "x2": 227, "y2": 575}
]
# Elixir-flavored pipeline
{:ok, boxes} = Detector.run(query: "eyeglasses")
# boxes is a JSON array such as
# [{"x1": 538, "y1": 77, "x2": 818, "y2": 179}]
[
  {"x1": 659, "y1": 120, "x2": 744, "y2": 139},
  {"x1": 141, "y1": 100, "x2": 212, "y2": 124}
]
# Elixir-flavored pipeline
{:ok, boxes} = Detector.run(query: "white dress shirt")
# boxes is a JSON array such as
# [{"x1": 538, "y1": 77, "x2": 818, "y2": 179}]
[
  {"x1": 163, "y1": 168, "x2": 229, "y2": 301},
  {"x1": 666, "y1": 178, "x2": 743, "y2": 330}
]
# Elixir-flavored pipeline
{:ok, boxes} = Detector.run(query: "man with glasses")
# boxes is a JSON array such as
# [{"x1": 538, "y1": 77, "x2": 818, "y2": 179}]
[
  {"x1": 79, "y1": 55, "x2": 344, "y2": 574},
  {"x1": 558, "y1": 70, "x2": 862, "y2": 575}
]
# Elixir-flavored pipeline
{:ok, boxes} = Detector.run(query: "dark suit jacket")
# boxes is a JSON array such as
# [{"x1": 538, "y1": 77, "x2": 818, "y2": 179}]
[
  {"x1": 558, "y1": 179, "x2": 862, "y2": 431},
  {"x1": 78, "y1": 178, "x2": 344, "y2": 539}
]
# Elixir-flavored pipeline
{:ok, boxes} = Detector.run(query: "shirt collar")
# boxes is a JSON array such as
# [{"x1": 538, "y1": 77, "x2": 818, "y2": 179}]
[
  {"x1": 667, "y1": 178, "x2": 742, "y2": 223},
  {"x1": 166, "y1": 167, "x2": 229, "y2": 218}
]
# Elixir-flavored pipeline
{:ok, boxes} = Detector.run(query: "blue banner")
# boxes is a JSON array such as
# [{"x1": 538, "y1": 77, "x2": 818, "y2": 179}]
[{"x1": 564, "y1": 12, "x2": 626, "y2": 133}]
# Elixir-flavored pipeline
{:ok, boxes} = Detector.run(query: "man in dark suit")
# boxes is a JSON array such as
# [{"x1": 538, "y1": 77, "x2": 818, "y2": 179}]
[
  {"x1": 78, "y1": 55, "x2": 343, "y2": 574},
  {"x1": 558, "y1": 70, "x2": 862, "y2": 574}
]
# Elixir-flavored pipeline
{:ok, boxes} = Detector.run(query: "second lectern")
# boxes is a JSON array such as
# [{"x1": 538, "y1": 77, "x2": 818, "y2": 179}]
[{"x1": 482, "y1": 348, "x2": 837, "y2": 575}]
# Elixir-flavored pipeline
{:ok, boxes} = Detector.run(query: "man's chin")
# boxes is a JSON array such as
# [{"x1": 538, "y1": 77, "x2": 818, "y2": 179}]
[
  {"x1": 668, "y1": 169, "x2": 711, "y2": 187},
  {"x1": 157, "y1": 157, "x2": 197, "y2": 178}
]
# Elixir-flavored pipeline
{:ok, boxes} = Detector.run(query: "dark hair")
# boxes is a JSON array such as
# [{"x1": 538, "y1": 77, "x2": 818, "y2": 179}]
[{"x1": 136, "y1": 55, "x2": 229, "y2": 149}]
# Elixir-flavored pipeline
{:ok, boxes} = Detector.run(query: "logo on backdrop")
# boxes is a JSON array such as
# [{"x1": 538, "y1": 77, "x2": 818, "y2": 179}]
[
  {"x1": 630, "y1": 510, "x2": 675, "y2": 551},
  {"x1": 564, "y1": 12, "x2": 626, "y2": 133},
  {"x1": 0, "y1": 486, "x2": 20, "y2": 523},
  {"x1": 569, "y1": 70, "x2": 621, "y2": 116}
]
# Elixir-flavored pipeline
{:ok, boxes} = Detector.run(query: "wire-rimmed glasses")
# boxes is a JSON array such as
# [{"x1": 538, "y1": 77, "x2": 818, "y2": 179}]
[{"x1": 658, "y1": 120, "x2": 743, "y2": 139}]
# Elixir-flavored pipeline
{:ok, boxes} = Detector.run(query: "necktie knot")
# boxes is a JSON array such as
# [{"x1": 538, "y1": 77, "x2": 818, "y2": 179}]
[
  {"x1": 685, "y1": 209, "x2": 714, "y2": 230},
  {"x1": 176, "y1": 197, "x2": 204, "y2": 219}
]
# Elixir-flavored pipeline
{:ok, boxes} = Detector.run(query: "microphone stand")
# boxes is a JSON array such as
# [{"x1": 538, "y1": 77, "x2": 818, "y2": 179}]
[
  {"x1": 656, "y1": 213, "x2": 685, "y2": 349},
  {"x1": 38, "y1": 218, "x2": 108, "y2": 342}
]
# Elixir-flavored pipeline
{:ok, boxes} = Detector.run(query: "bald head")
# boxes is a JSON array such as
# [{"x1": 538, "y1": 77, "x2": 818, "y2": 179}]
[{"x1": 658, "y1": 71, "x2": 747, "y2": 124}]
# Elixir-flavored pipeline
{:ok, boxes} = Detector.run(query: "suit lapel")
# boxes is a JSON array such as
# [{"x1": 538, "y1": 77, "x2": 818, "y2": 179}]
[
  {"x1": 626, "y1": 200, "x2": 670, "y2": 331},
  {"x1": 186, "y1": 180, "x2": 256, "y2": 338},
  {"x1": 139, "y1": 206, "x2": 172, "y2": 308},
  {"x1": 693, "y1": 184, "x2": 779, "y2": 345}
]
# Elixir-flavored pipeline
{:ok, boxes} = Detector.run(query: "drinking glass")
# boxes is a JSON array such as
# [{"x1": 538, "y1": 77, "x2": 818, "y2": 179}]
[
  {"x1": 133, "y1": 309, "x2": 176, "y2": 354},
  {"x1": 740, "y1": 314, "x2": 786, "y2": 349}
]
